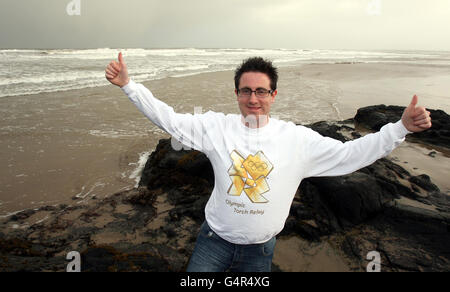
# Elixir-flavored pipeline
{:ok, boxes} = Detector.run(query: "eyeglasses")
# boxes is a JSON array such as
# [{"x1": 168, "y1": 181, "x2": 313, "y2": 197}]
[{"x1": 237, "y1": 87, "x2": 274, "y2": 98}]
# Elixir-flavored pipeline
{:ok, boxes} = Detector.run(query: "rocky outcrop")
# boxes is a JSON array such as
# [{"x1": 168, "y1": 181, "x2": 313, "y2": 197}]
[
  {"x1": 355, "y1": 105, "x2": 450, "y2": 149},
  {"x1": 138, "y1": 139, "x2": 213, "y2": 224},
  {"x1": 0, "y1": 189, "x2": 191, "y2": 272},
  {"x1": 1, "y1": 106, "x2": 449, "y2": 272}
]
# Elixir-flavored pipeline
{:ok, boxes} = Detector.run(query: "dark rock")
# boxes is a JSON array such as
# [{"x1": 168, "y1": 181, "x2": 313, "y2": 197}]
[
  {"x1": 0, "y1": 254, "x2": 66, "y2": 272},
  {"x1": 305, "y1": 173, "x2": 384, "y2": 226},
  {"x1": 9, "y1": 209, "x2": 36, "y2": 221},
  {"x1": 307, "y1": 121, "x2": 349, "y2": 142},
  {"x1": 39, "y1": 206, "x2": 58, "y2": 212},
  {"x1": 409, "y1": 174, "x2": 440, "y2": 192},
  {"x1": 80, "y1": 244, "x2": 173, "y2": 272},
  {"x1": 139, "y1": 139, "x2": 214, "y2": 190},
  {"x1": 163, "y1": 226, "x2": 177, "y2": 238},
  {"x1": 125, "y1": 187, "x2": 157, "y2": 207},
  {"x1": 81, "y1": 246, "x2": 116, "y2": 272},
  {"x1": 285, "y1": 219, "x2": 321, "y2": 242},
  {"x1": 351, "y1": 132, "x2": 362, "y2": 139},
  {"x1": 0, "y1": 237, "x2": 45, "y2": 257},
  {"x1": 354, "y1": 105, "x2": 450, "y2": 149},
  {"x1": 139, "y1": 139, "x2": 212, "y2": 224}
]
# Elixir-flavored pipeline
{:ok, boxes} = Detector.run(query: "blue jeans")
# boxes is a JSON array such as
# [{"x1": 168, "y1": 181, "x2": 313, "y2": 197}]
[{"x1": 186, "y1": 220, "x2": 276, "y2": 272}]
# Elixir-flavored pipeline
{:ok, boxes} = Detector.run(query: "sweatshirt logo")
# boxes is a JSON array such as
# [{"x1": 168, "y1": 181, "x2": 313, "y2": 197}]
[{"x1": 227, "y1": 150, "x2": 273, "y2": 203}]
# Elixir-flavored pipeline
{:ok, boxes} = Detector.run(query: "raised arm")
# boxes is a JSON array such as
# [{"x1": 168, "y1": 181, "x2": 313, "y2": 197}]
[
  {"x1": 105, "y1": 52, "x2": 212, "y2": 153},
  {"x1": 301, "y1": 96, "x2": 432, "y2": 178}
]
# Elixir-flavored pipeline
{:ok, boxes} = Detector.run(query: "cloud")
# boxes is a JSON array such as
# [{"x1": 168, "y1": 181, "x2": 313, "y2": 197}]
[{"x1": 0, "y1": 0, "x2": 449, "y2": 49}]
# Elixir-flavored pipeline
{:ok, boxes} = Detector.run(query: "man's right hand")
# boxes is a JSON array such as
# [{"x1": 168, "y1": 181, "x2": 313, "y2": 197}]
[{"x1": 105, "y1": 52, "x2": 130, "y2": 88}]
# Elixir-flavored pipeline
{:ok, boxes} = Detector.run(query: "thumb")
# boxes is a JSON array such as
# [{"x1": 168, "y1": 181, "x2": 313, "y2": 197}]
[
  {"x1": 409, "y1": 94, "x2": 418, "y2": 109},
  {"x1": 405, "y1": 94, "x2": 419, "y2": 118},
  {"x1": 118, "y1": 52, "x2": 125, "y2": 65}
]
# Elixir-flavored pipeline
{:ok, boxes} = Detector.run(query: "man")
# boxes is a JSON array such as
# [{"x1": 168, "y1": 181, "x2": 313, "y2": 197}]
[{"x1": 105, "y1": 53, "x2": 432, "y2": 272}]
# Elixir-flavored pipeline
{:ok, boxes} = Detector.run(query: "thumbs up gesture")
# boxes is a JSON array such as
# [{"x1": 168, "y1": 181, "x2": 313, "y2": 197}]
[
  {"x1": 401, "y1": 95, "x2": 432, "y2": 132},
  {"x1": 105, "y1": 52, "x2": 130, "y2": 88}
]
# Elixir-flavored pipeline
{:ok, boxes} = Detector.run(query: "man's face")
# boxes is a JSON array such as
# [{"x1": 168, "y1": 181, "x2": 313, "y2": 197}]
[{"x1": 235, "y1": 72, "x2": 277, "y2": 118}]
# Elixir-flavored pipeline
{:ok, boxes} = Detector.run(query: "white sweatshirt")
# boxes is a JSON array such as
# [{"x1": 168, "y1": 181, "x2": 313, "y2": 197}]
[{"x1": 121, "y1": 80, "x2": 410, "y2": 245}]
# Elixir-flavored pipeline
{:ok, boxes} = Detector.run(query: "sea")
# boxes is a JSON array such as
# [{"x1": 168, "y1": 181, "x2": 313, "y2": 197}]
[{"x1": 2, "y1": 48, "x2": 450, "y2": 98}]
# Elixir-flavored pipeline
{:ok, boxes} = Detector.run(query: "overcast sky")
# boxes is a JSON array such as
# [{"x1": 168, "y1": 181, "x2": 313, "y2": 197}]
[{"x1": 1, "y1": 0, "x2": 449, "y2": 50}]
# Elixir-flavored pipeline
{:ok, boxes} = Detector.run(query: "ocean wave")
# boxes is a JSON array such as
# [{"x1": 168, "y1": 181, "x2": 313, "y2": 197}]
[
  {"x1": 1, "y1": 48, "x2": 448, "y2": 98},
  {"x1": 128, "y1": 151, "x2": 151, "y2": 188}
]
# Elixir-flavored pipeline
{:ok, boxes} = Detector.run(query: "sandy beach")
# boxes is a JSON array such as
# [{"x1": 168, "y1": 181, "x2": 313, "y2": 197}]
[{"x1": 1, "y1": 62, "x2": 449, "y2": 219}]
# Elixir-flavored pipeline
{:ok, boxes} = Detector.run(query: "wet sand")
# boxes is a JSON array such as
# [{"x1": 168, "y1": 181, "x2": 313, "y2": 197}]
[
  {"x1": 294, "y1": 62, "x2": 450, "y2": 118},
  {"x1": 389, "y1": 141, "x2": 450, "y2": 195},
  {"x1": 1, "y1": 62, "x2": 449, "y2": 217},
  {"x1": 273, "y1": 235, "x2": 352, "y2": 272}
]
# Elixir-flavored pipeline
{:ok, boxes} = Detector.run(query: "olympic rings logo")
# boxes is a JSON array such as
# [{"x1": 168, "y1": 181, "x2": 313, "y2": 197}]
[{"x1": 247, "y1": 161, "x2": 268, "y2": 172}]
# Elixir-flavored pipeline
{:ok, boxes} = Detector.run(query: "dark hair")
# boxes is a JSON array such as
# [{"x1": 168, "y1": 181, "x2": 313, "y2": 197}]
[{"x1": 234, "y1": 57, "x2": 278, "y2": 91}]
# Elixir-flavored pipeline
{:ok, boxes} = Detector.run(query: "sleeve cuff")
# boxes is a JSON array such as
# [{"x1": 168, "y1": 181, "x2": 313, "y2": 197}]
[
  {"x1": 394, "y1": 120, "x2": 413, "y2": 137},
  {"x1": 120, "y1": 79, "x2": 136, "y2": 95}
]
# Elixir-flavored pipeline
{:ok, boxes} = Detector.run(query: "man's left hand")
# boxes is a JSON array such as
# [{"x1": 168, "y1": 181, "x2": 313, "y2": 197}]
[{"x1": 401, "y1": 95, "x2": 432, "y2": 133}]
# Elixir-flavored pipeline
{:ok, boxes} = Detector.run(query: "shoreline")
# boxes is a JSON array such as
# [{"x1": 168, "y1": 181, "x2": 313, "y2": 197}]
[
  {"x1": 2, "y1": 60, "x2": 450, "y2": 101},
  {"x1": 1, "y1": 62, "x2": 449, "y2": 217}
]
